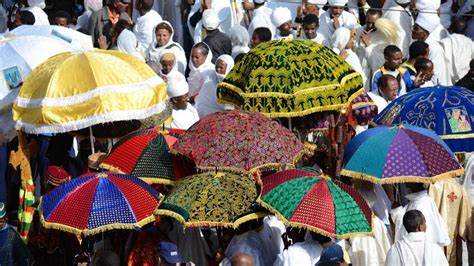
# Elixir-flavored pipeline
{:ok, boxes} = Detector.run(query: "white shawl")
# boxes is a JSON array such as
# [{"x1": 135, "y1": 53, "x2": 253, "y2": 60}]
[
  {"x1": 117, "y1": 29, "x2": 145, "y2": 62},
  {"x1": 133, "y1": 10, "x2": 162, "y2": 54},
  {"x1": 318, "y1": 10, "x2": 358, "y2": 44},
  {"x1": 440, "y1": 33, "x2": 474, "y2": 85},
  {"x1": 187, "y1": 44, "x2": 215, "y2": 98}
]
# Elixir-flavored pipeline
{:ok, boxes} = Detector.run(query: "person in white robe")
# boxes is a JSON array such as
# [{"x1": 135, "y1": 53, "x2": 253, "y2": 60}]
[
  {"x1": 391, "y1": 184, "x2": 451, "y2": 248},
  {"x1": 147, "y1": 21, "x2": 187, "y2": 75},
  {"x1": 330, "y1": 27, "x2": 366, "y2": 84},
  {"x1": 157, "y1": 50, "x2": 186, "y2": 83},
  {"x1": 133, "y1": 0, "x2": 162, "y2": 54},
  {"x1": 187, "y1": 42, "x2": 215, "y2": 99},
  {"x1": 195, "y1": 54, "x2": 234, "y2": 118},
  {"x1": 117, "y1": 29, "x2": 145, "y2": 61},
  {"x1": 317, "y1": 0, "x2": 358, "y2": 43},
  {"x1": 188, "y1": 0, "x2": 234, "y2": 43},
  {"x1": 274, "y1": 239, "x2": 323, "y2": 266},
  {"x1": 24, "y1": 0, "x2": 49, "y2": 25},
  {"x1": 382, "y1": 0, "x2": 413, "y2": 58},
  {"x1": 247, "y1": 0, "x2": 275, "y2": 38},
  {"x1": 167, "y1": 79, "x2": 199, "y2": 130},
  {"x1": 271, "y1": 7, "x2": 296, "y2": 40},
  {"x1": 412, "y1": 12, "x2": 451, "y2": 86},
  {"x1": 229, "y1": 25, "x2": 250, "y2": 59},
  {"x1": 385, "y1": 210, "x2": 449, "y2": 266},
  {"x1": 301, "y1": 13, "x2": 328, "y2": 46}
]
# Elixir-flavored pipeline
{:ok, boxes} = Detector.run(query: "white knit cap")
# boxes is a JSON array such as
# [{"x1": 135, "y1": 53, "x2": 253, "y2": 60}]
[
  {"x1": 254, "y1": 0, "x2": 266, "y2": 3},
  {"x1": 328, "y1": 0, "x2": 348, "y2": 6},
  {"x1": 167, "y1": 79, "x2": 189, "y2": 98},
  {"x1": 415, "y1": 12, "x2": 440, "y2": 33},
  {"x1": 271, "y1": 7, "x2": 292, "y2": 27},
  {"x1": 202, "y1": 9, "x2": 220, "y2": 31},
  {"x1": 416, "y1": 0, "x2": 441, "y2": 11},
  {"x1": 307, "y1": 0, "x2": 327, "y2": 6}
]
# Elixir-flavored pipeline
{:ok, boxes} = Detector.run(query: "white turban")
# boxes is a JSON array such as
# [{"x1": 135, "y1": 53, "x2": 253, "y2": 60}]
[
  {"x1": 202, "y1": 9, "x2": 220, "y2": 31},
  {"x1": 167, "y1": 79, "x2": 189, "y2": 98},
  {"x1": 328, "y1": 0, "x2": 348, "y2": 6},
  {"x1": 330, "y1": 27, "x2": 351, "y2": 52},
  {"x1": 271, "y1": 7, "x2": 292, "y2": 28},
  {"x1": 415, "y1": 12, "x2": 440, "y2": 33},
  {"x1": 254, "y1": 0, "x2": 266, "y2": 3},
  {"x1": 416, "y1": 0, "x2": 440, "y2": 11},
  {"x1": 307, "y1": 0, "x2": 328, "y2": 6},
  {"x1": 27, "y1": 0, "x2": 46, "y2": 9}
]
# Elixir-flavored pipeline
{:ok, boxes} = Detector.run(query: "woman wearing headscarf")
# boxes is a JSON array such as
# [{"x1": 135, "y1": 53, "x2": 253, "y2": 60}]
[
  {"x1": 195, "y1": 54, "x2": 234, "y2": 118},
  {"x1": 187, "y1": 42, "x2": 215, "y2": 100},
  {"x1": 229, "y1": 25, "x2": 250, "y2": 60},
  {"x1": 117, "y1": 28, "x2": 145, "y2": 61},
  {"x1": 330, "y1": 27, "x2": 367, "y2": 85},
  {"x1": 147, "y1": 21, "x2": 187, "y2": 75}
]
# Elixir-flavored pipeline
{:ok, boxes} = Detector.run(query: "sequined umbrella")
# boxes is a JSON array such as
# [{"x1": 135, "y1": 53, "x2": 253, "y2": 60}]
[
  {"x1": 39, "y1": 172, "x2": 163, "y2": 236},
  {"x1": 217, "y1": 39, "x2": 364, "y2": 118},
  {"x1": 172, "y1": 110, "x2": 307, "y2": 173},
  {"x1": 373, "y1": 86, "x2": 474, "y2": 153},
  {"x1": 155, "y1": 172, "x2": 265, "y2": 228},
  {"x1": 258, "y1": 171, "x2": 373, "y2": 238},
  {"x1": 341, "y1": 125, "x2": 464, "y2": 184}
]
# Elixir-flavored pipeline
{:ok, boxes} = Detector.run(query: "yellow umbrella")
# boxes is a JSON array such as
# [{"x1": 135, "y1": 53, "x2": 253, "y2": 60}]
[{"x1": 13, "y1": 49, "x2": 168, "y2": 134}]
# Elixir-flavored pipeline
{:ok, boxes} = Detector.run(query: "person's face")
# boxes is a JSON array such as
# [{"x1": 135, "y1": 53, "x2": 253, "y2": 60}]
[
  {"x1": 412, "y1": 24, "x2": 428, "y2": 41},
  {"x1": 156, "y1": 29, "x2": 171, "y2": 47},
  {"x1": 172, "y1": 94, "x2": 189, "y2": 110},
  {"x1": 251, "y1": 32, "x2": 262, "y2": 48},
  {"x1": 114, "y1": 1, "x2": 129, "y2": 13},
  {"x1": 385, "y1": 52, "x2": 403, "y2": 70},
  {"x1": 365, "y1": 14, "x2": 380, "y2": 32},
  {"x1": 0, "y1": 217, "x2": 5, "y2": 229},
  {"x1": 303, "y1": 23, "x2": 318, "y2": 39},
  {"x1": 279, "y1": 21, "x2": 292, "y2": 36},
  {"x1": 54, "y1": 17, "x2": 69, "y2": 27},
  {"x1": 380, "y1": 78, "x2": 399, "y2": 101},
  {"x1": 420, "y1": 64, "x2": 434, "y2": 80},
  {"x1": 330, "y1": 6, "x2": 344, "y2": 18},
  {"x1": 453, "y1": 111, "x2": 461, "y2": 119},
  {"x1": 215, "y1": 59, "x2": 227, "y2": 75},
  {"x1": 160, "y1": 59, "x2": 175, "y2": 74},
  {"x1": 14, "y1": 13, "x2": 22, "y2": 27},
  {"x1": 304, "y1": 3, "x2": 319, "y2": 16},
  {"x1": 191, "y1": 48, "x2": 206, "y2": 67}
]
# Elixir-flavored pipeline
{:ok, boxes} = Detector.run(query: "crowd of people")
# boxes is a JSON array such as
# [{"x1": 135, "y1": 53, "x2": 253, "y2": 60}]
[{"x1": 1, "y1": 0, "x2": 474, "y2": 265}]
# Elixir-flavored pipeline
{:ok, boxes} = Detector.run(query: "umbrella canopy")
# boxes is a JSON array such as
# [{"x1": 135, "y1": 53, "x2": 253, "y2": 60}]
[
  {"x1": 217, "y1": 39, "x2": 364, "y2": 118},
  {"x1": 172, "y1": 110, "x2": 306, "y2": 173},
  {"x1": 373, "y1": 86, "x2": 474, "y2": 153},
  {"x1": 155, "y1": 172, "x2": 264, "y2": 228},
  {"x1": 341, "y1": 125, "x2": 464, "y2": 184},
  {"x1": 0, "y1": 35, "x2": 74, "y2": 144},
  {"x1": 258, "y1": 172, "x2": 373, "y2": 238},
  {"x1": 10, "y1": 25, "x2": 94, "y2": 51},
  {"x1": 100, "y1": 128, "x2": 195, "y2": 184},
  {"x1": 39, "y1": 172, "x2": 163, "y2": 236},
  {"x1": 13, "y1": 49, "x2": 168, "y2": 134}
]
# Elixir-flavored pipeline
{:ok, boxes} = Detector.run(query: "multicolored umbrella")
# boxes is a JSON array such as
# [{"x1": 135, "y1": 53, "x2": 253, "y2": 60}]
[
  {"x1": 13, "y1": 49, "x2": 168, "y2": 135},
  {"x1": 155, "y1": 172, "x2": 265, "y2": 228},
  {"x1": 39, "y1": 172, "x2": 163, "y2": 236},
  {"x1": 258, "y1": 173, "x2": 373, "y2": 238},
  {"x1": 172, "y1": 110, "x2": 307, "y2": 173},
  {"x1": 100, "y1": 128, "x2": 195, "y2": 184},
  {"x1": 374, "y1": 86, "x2": 474, "y2": 153},
  {"x1": 217, "y1": 39, "x2": 364, "y2": 118},
  {"x1": 341, "y1": 125, "x2": 464, "y2": 184}
]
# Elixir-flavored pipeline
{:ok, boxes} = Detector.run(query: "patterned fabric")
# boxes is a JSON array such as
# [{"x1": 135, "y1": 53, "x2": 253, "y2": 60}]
[
  {"x1": 172, "y1": 110, "x2": 306, "y2": 173},
  {"x1": 258, "y1": 172, "x2": 373, "y2": 238},
  {"x1": 155, "y1": 172, "x2": 260, "y2": 228},
  {"x1": 341, "y1": 125, "x2": 464, "y2": 184},
  {"x1": 346, "y1": 91, "x2": 378, "y2": 128},
  {"x1": 374, "y1": 86, "x2": 474, "y2": 153},
  {"x1": 217, "y1": 39, "x2": 364, "y2": 118},
  {"x1": 39, "y1": 172, "x2": 162, "y2": 236}
]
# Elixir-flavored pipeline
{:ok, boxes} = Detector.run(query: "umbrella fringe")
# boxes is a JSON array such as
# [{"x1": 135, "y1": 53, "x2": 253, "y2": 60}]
[
  {"x1": 100, "y1": 163, "x2": 176, "y2": 185},
  {"x1": 340, "y1": 168, "x2": 465, "y2": 184}
]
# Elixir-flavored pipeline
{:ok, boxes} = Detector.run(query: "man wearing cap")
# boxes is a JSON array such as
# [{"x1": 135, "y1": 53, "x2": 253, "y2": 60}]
[
  {"x1": 167, "y1": 79, "x2": 199, "y2": 130},
  {"x1": 202, "y1": 9, "x2": 232, "y2": 63},
  {"x1": 188, "y1": 0, "x2": 234, "y2": 43},
  {"x1": 318, "y1": 0, "x2": 358, "y2": 42},
  {"x1": 247, "y1": 0, "x2": 275, "y2": 39},
  {"x1": 88, "y1": 0, "x2": 131, "y2": 47},
  {"x1": 271, "y1": 7, "x2": 296, "y2": 40},
  {"x1": 412, "y1": 12, "x2": 450, "y2": 86},
  {"x1": 382, "y1": 0, "x2": 413, "y2": 58},
  {"x1": 159, "y1": 241, "x2": 184, "y2": 265},
  {"x1": 0, "y1": 202, "x2": 32, "y2": 265}
]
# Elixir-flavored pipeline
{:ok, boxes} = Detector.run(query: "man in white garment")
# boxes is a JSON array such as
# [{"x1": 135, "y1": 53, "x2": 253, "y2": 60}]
[
  {"x1": 271, "y1": 7, "x2": 295, "y2": 40},
  {"x1": 368, "y1": 74, "x2": 399, "y2": 113},
  {"x1": 386, "y1": 210, "x2": 449, "y2": 266},
  {"x1": 412, "y1": 12, "x2": 450, "y2": 86},
  {"x1": 317, "y1": 0, "x2": 358, "y2": 43},
  {"x1": 133, "y1": 0, "x2": 162, "y2": 54},
  {"x1": 302, "y1": 14, "x2": 328, "y2": 46},
  {"x1": 24, "y1": 0, "x2": 49, "y2": 25},
  {"x1": 355, "y1": 8, "x2": 382, "y2": 84},
  {"x1": 391, "y1": 183, "x2": 451, "y2": 248},
  {"x1": 274, "y1": 228, "x2": 323, "y2": 265},
  {"x1": 167, "y1": 79, "x2": 199, "y2": 130},
  {"x1": 382, "y1": 0, "x2": 413, "y2": 58},
  {"x1": 188, "y1": 0, "x2": 234, "y2": 43},
  {"x1": 247, "y1": 0, "x2": 275, "y2": 38}
]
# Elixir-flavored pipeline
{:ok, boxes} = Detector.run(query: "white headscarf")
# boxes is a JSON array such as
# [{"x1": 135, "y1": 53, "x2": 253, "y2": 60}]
[
  {"x1": 215, "y1": 54, "x2": 235, "y2": 82},
  {"x1": 117, "y1": 29, "x2": 145, "y2": 61},
  {"x1": 330, "y1": 27, "x2": 366, "y2": 83},
  {"x1": 328, "y1": 0, "x2": 348, "y2": 6},
  {"x1": 188, "y1": 42, "x2": 215, "y2": 97},
  {"x1": 271, "y1": 7, "x2": 292, "y2": 28},
  {"x1": 27, "y1": 0, "x2": 45, "y2": 9},
  {"x1": 148, "y1": 21, "x2": 187, "y2": 74},
  {"x1": 229, "y1": 25, "x2": 250, "y2": 59}
]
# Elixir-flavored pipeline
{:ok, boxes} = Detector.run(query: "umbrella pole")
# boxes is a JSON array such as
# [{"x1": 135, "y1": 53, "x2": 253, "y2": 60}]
[
  {"x1": 288, "y1": 118, "x2": 292, "y2": 132},
  {"x1": 89, "y1": 127, "x2": 95, "y2": 154}
]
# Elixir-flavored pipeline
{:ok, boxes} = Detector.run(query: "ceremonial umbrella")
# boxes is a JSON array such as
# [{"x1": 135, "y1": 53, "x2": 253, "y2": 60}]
[
  {"x1": 373, "y1": 86, "x2": 474, "y2": 153},
  {"x1": 100, "y1": 128, "x2": 195, "y2": 185},
  {"x1": 172, "y1": 110, "x2": 307, "y2": 173},
  {"x1": 155, "y1": 172, "x2": 265, "y2": 228},
  {"x1": 39, "y1": 172, "x2": 163, "y2": 236},
  {"x1": 12, "y1": 49, "x2": 168, "y2": 135},
  {"x1": 217, "y1": 39, "x2": 364, "y2": 118},
  {"x1": 341, "y1": 125, "x2": 464, "y2": 184},
  {"x1": 258, "y1": 172, "x2": 373, "y2": 238}
]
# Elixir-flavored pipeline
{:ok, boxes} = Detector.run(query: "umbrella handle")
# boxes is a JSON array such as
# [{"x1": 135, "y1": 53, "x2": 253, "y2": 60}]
[{"x1": 89, "y1": 127, "x2": 95, "y2": 154}]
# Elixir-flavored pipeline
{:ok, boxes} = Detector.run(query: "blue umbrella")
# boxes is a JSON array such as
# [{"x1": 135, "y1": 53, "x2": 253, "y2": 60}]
[{"x1": 374, "y1": 86, "x2": 474, "y2": 153}]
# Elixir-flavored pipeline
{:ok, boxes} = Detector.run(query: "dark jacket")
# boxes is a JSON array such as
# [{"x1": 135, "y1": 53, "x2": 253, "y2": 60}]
[
  {"x1": 455, "y1": 72, "x2": 474, "y2": 91},
  {"x1": 203, "y1": 30, "x2": 232, "y2": 64},
  {"x1": 88, "y1": 6, "x2": 130, "y2": 47}
]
